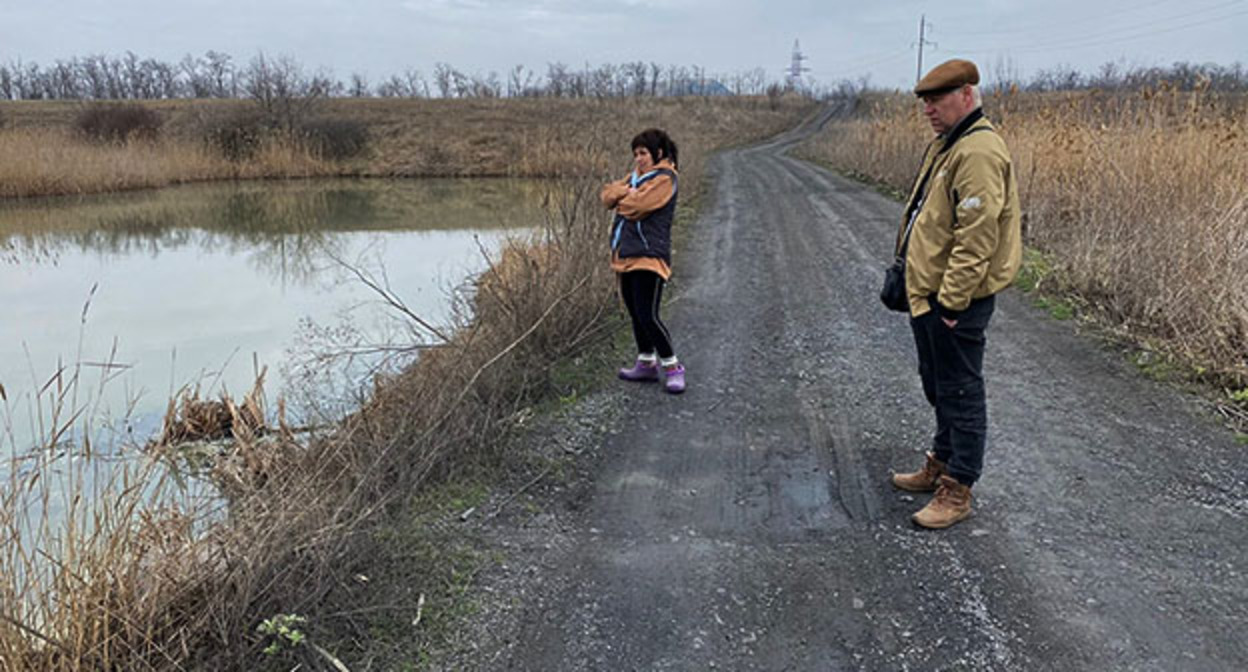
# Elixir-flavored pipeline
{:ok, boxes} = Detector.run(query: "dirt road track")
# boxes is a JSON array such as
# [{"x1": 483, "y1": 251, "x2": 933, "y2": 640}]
[{"x1": 461, "y1": 108, "x2": 1248, "y2": 671}]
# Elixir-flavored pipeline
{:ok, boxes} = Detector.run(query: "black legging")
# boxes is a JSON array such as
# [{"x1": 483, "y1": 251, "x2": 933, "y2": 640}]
[{"x1": 619, "y1": 270, "x2": 674, "y2": 359}]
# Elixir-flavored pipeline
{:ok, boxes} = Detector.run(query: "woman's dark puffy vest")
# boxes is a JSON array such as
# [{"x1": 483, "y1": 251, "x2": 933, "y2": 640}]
[{"x1": 610, "y1": 168, "x2": 678, "y2": 264}]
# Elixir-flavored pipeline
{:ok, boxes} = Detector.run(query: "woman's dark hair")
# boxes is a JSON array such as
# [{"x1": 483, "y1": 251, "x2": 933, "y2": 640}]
[{"x1": 631, "y1": 128, "x2": 678, "y2": 168}]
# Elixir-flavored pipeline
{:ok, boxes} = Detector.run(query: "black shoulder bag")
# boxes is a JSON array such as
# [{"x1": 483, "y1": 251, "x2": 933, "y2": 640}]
[
  {"x1": 879, "y1": 215, "x2": 917, "y2": 311},
  {"x1": 879, "y1": 155, "x2": 934, "y2": 312}
]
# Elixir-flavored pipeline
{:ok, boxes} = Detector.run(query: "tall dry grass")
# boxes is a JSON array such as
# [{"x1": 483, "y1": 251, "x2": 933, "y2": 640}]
[
  {"x1": 0, "y1": 96, "x2": 812, "y2": 199},
  {"x1": 0, "y1": 127, "x2": 332, "y2": 199},
  {"x1": 800, "y1": 87, "x2": 1248, "y2": 383},
  {"x1": 0, "y1": 97, "x2": 815, "y2": 669}
]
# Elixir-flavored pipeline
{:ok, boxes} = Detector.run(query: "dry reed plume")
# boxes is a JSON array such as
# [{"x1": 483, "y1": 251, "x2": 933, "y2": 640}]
[
  {"x1": 0, "y1": 96, "x2": 815, "y2": 669},
  {"x1": 800, "y1": 86, "x2": 1248, "y2": 385}
]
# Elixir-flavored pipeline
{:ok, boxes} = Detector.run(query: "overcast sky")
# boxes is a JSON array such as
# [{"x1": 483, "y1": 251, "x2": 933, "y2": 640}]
[{"x1": 1, "y1": 0, "x2": 1245, "y2": 90}]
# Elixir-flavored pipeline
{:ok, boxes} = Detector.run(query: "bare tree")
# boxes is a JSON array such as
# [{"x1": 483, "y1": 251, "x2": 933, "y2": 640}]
[
  {"x1": 203, "y1": 51, "x2": 235, "y2": 97},
  {"x1": 987, "y1": 55, "x2": 1022, "y2": 93},
  {"x1": 121, "y1": 52, "x2": 145, "y2": 99},
  {"x1": 20, "y1": 62, "x2": 44, "y2": 99},
  {"x1": 546, "y1": 62, "x2": 568, "y2": 98},
  {"x1": 378, "y1": 69, "x2": 428, "y2": 97},
  {"x1": 433, "y1": 62, "x2": 455, "y2": 98},
  {"x1": 80, "y1": 56, "x2": 108, "y2": 98},
  {"x1": 666, "y1": 65, "x2": 690, "y2": 96},
  {"x1": 48, "y1": 60, "x2": 79, "y2": 99},
  {"x1": 349, "y1": 73, "x2": 369, "y2": 97},
  {"x1": 479, "y1": 71, "x2": 503, "y2": 98},
  {"x1": 103, "y1": 57, "x2": 125, "y2": 99},
  {"x1": 444, "y1": 67, "x2": 468, "y2": 98},
  {"x1": 507, "y1": 64, "x2": 534, "y2": 98},
  {"x1": 242, "y1": 53, "x2": 332, "y2": 132},
  {"x1": 181, "y1": 54, "x2": 210, "y2": 98},
  {"x1": 1029, "y1": 65, "x2": 1083, "y2": 92},
  {"x1": 404, "y1": 68, "x2": 428, "y2": 97},
  {"x1": 376, "y1": 74, "x2": 406, "y2": 98},
  {"x1": 568, "y1": 65, "x2": 587, "y2": 98},
  {"x1": 622, "y1": 61, "x2": 647, "y2": 97}
]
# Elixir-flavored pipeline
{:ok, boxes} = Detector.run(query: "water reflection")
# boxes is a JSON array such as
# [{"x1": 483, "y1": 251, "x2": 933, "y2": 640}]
[
  {"x1": 1, "y1": 179, "x2": 541, "y2": 281},
  {"x1": 0, "y1": 178, "x2": 543, "y2": 455}
]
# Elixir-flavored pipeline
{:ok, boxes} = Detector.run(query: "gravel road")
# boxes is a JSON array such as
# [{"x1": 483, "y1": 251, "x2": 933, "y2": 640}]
[{"x1": 447, "y1": 108, "x2": 1248, "y2": 671}]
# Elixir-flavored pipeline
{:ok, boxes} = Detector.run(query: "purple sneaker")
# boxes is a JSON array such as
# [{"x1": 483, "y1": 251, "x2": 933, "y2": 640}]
[
  {"x1": 663, "y1": 364, "x2": 686, "y2": 394},
  {"x1": 618, "y1": 359, "x2": 660, "y2": 382}
]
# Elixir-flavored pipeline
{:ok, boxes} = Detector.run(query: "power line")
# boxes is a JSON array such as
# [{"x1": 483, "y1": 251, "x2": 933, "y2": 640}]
[
  {"x1": 803, "y1": 48, "x2": 913, "y2": 79},
  {"x1": 944, "y1": 6, "x2": 1248, "y2": 56},
  {"x1": 805, "y1": 1, "x2": 1242, "y2": 88},
  {"x1": 935, "y1": 0, "x2": 1182, "y2": 37},
  {"x1": 939, "y1": 0, "x2": 1245, "y2": 54},
  {"x1": 812, "y1": 46, "x2": 914, "y2": 74}
]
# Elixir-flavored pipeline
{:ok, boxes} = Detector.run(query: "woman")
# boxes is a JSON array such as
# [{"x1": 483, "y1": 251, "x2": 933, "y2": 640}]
[{"x1": 600, "y1": 128, "x2": 685, "y2": 394}]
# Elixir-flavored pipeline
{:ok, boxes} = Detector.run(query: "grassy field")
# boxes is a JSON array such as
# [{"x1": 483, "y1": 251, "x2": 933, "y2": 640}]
[
  {"x1": 799, "y1": 86, "x2": 1248, "y2": 392},
  {"x1": 0, "y1": 95, "x2": 816, "y2": 670}
]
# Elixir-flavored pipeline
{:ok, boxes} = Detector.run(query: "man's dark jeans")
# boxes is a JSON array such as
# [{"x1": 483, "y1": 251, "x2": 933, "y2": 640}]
[{"x1": 910, "y1": 294, "x2": 996, "y2": 486}]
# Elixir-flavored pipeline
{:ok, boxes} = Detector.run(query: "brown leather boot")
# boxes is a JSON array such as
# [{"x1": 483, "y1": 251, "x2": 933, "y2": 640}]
[
  {"x1": 912, "y1": 475, "x2": 973, "y2": 529},
  {"x1": 891, "y1": 452, "x2": 946, "y2": 492}
]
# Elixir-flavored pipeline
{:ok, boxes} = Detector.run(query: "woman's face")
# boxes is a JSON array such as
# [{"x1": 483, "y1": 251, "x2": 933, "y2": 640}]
[{"x1": 633, "y1": 146, "x2": 655, "y2": 173}]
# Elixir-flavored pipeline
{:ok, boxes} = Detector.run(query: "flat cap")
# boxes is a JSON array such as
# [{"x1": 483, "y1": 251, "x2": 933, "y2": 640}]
[{"x1": 914, "y1": 59, "x2": 979, "y2": 96}]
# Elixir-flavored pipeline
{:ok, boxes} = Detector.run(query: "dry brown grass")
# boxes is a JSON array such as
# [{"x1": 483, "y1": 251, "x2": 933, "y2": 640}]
[
  {"x1": 800, "y1": 87, "x2": 1248, "y2": 384},
  {"x1": 0, "y1": 96, "x2": 815, "y2": 670},
  {"x1": 0, "y1": 96, "x2": 811, "y2": 199},
  {"x1": 0, "y1": 126, "x2": 330, "y2": 199}
]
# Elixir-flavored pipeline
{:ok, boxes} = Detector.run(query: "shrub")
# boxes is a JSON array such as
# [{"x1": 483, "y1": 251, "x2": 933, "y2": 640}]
[
  {"x1": 298, "y1": 117, "x2": 369, "y2": 161},
  {"x1": 199, "y1": 108, "x2": 269, "y2": 161},
  {"x1": 75, "y1": 103, "x2": 163, "y2": 143}
]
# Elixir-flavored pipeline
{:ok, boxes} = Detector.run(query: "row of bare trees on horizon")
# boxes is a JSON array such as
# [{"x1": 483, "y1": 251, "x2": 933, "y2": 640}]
[
  {"x1": 1, "y1": 50, "x2": 1245, "y2": 106},
  {"x1": 985, "y1": 59, "x2": 1248, "y2": 94},
  {"x1": 0, "y1": 51, "x2": 797, "y2": 103}
]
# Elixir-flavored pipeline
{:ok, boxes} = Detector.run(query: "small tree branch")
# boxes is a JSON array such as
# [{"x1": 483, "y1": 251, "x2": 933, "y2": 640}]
[{"x1": 323, "y1": 249, "x2": 451, "y2": 344}]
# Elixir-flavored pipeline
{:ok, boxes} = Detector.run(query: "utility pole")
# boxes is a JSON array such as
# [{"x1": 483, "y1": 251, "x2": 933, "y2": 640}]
[{"x1": 915, "y1": 15, "x2": 936, "y2": 84}]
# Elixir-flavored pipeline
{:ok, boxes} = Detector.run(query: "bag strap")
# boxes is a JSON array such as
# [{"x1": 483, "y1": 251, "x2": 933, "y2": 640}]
[
  {"x1": 895, "y1": 125, "x2": 994, "y2": 260},
  {"x1": 631, "y1": 167, "x2": 675, "y2": 187}
]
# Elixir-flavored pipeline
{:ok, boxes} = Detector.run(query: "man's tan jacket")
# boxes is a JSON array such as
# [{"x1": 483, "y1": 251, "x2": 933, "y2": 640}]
[{"x1": 899, "y1": 112, "x2": 1022, "y2": 317}]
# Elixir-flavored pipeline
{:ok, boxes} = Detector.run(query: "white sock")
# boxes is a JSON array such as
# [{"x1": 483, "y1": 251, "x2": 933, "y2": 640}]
[
  {"x1": 660, "y1": 356, "x2": 679, "y2": 368},
  {"x1": 637, "y1": 352, "x2": 657, "y2": 363}
]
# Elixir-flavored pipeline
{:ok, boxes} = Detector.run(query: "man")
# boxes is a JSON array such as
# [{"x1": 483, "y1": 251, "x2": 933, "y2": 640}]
[{"x1": 890, "y1": 59, "x2": 1022, "y2": 529}]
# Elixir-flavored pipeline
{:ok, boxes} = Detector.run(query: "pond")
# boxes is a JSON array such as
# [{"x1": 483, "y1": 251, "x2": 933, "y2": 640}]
[{"x1": 0, "y1": 178, "x2": 545, "y2": 457}]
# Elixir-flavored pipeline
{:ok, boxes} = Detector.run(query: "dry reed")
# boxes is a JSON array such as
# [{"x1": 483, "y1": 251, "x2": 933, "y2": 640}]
[
  {"x1": 0, "y1": 127, "x2": 331, "y2": 199},
  {"x1": 800, "y1": 87, "x2": 1248, "y2": 384}
]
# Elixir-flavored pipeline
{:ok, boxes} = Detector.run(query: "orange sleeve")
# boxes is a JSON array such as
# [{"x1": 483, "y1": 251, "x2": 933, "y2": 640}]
[
  {"x1": 616, "y1": 173, "x2": 675, "y2": 220},
  {"x1": 600, "y1": 179, "x2": 630, "y2": 209}
]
